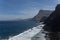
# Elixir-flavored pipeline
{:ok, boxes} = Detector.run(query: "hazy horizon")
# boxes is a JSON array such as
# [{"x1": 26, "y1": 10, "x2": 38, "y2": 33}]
[{"x1": 0, "y1": 0, "x2": 60, "y2": 20}]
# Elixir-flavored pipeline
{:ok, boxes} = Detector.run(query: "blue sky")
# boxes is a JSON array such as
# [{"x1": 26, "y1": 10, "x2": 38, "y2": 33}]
[{"x1": 0, "y1": 0, "x2": 60, "y2": 20}]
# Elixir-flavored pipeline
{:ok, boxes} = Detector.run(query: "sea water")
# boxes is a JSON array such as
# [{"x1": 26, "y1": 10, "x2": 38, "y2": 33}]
[{"x1": 0, "y1": 20, "x2": 39, "y2": 39}]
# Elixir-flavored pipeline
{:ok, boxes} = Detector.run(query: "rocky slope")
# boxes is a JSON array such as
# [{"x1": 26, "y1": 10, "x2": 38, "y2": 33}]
[{"x1": 32, "y1": 10, "x2": 53, "y2": 22}]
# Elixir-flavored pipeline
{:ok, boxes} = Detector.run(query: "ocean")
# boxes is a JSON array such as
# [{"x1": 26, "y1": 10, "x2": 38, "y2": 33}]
[{"x1": 0, "y1": 20, "x2": 39, "y2": 39}]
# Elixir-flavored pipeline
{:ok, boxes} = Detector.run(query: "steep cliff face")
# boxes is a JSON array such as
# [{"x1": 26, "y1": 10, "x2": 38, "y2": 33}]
[{"x1": 32, "y1": 10, "x2": 53, "y2": 22}]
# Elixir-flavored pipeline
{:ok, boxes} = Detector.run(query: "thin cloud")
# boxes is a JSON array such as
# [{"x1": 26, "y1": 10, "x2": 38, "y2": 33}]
[{"x1": 0, "y1": 0, "x2": 59, "y2": 20}]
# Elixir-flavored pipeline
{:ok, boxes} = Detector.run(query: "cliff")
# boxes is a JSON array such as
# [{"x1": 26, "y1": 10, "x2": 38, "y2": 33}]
[{"x1": 32, "y1": 10, "x2": 53, "y2": 22}]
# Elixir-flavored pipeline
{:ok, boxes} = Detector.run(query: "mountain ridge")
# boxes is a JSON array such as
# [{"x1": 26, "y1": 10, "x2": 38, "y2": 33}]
[{"x1": 32, "y1": 10, "x2": 53, "y2": 22}]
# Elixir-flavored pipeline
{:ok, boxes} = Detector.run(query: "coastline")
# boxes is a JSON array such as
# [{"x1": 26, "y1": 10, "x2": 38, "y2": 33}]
[{"x1": 8, "y1": 23, "x2": 44, "y2": 40}]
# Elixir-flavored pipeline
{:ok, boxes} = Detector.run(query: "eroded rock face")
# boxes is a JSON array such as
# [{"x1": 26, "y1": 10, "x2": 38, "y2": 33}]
[
  {"x1": 43, "y1": 4, "x2": 60, "y2": 40},
  {"x1": 43, "y1": 4, "x2": 60, "y2": 32}
]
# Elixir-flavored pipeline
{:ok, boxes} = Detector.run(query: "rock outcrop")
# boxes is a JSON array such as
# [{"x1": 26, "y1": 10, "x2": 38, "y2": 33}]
[
  {"x1": 43, "y1": 4, "x2": 60, "y2": 32},
  {"x1": 43, "y1": 4, "x2": 60, "y2": 40}
]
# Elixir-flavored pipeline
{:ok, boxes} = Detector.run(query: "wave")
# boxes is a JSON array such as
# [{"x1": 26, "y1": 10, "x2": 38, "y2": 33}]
[{"x1": 8, "y1": 23, "x2": 44, "y2": 40}]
